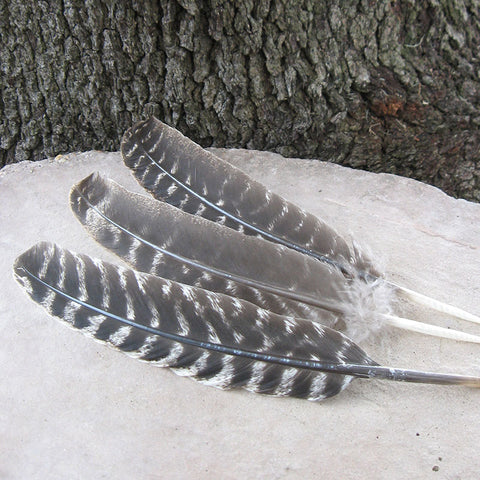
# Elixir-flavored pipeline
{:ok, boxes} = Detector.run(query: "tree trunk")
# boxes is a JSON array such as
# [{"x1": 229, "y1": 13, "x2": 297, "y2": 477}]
[{"x1": 1, "y1": 0, "x2": 480, "y2": 201}]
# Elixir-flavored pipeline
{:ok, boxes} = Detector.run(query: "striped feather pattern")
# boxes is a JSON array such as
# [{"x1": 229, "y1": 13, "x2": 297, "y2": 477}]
[
  {"x1": 13, "y1": 242, "x2": 378, "y2": 401},
  {"x1": 13, "y1": 120, "x2": 480, "y2": 401},
  {"x1": 121, "y1": 117, "x2": 378, "y2": 277}
]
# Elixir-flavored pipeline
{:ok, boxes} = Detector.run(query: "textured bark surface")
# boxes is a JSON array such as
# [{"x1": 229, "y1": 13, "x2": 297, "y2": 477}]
[{"x1": 1, "y1": 0, "x2": 480, "y2": 200}]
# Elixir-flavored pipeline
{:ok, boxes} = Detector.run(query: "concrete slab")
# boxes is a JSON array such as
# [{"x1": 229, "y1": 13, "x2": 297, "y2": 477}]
[{"x1": 1, "y1": 149, "x2": 479, "y2": 479}]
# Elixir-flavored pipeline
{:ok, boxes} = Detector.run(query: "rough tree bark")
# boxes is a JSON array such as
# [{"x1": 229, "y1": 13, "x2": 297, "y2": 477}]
[{"x1": 1, "y1": 1, "x2": 480, "y2": 200}]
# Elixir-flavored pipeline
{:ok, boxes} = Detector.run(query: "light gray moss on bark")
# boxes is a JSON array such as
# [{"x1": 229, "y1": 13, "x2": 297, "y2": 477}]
[{"x1": 1, "y1": 0, "x2": 480, "y2": 200}]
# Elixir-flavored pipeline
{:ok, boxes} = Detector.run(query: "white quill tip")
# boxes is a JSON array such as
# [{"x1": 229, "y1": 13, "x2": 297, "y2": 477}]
[
  {"x1": 394, "y1": 284, "x2": 480, "y2": 326},
  {"x1": 381, "y1": 313, "x2": 480, "y2": 344}
]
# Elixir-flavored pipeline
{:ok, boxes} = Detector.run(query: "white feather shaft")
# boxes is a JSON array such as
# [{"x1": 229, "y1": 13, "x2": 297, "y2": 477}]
[
  {"x1": 393, "y1": 284, "x2": 480, "y2": 326},
  {"x1": 381, "y1": 313, "x2": 480, "y2": 343}
]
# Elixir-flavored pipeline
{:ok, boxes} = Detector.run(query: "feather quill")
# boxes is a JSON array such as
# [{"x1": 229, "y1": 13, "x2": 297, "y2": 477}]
[
  {"x1": 13, "y1": 242, "x2": 480, "y2": 402},
  {"x1": 69, "y1": 173, "x2": 480, "y2": 344},
  {"x1": 121, "y1": 117, "x2": 480, "y2": 328}
]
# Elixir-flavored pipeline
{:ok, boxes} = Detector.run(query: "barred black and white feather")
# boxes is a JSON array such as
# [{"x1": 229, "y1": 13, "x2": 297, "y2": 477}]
[
  {"x1": 70, "y1": 172, "x2": 394, "y2": 341},
  {"x1": 121, "y1": 117, "x2": 376, "y2": 278},
  {"x1": 13, "y1": 242, "x2": 371, "y2": 400},
  {"x1": 14, "y1": 242, "x2": 480, "y2": 400}
]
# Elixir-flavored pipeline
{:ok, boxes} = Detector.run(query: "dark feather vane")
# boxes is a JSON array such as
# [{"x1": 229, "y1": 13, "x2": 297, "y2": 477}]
[
  {"x1": 14, "y1": 242, "x2": 374, "y2": 400},
  {"x1": 121, "y1": 117, "x2": 376, "y2": 277},
  {"x1": 14, "y1": 242, "x2": 480, "y2": 401},
  {"x1": 69, "y1": 172, "x2": 357, "y2": 329}
]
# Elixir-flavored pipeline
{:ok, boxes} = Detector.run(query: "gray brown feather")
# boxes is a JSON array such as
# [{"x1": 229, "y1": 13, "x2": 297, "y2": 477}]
[
  {"x1": 121, "y1": 117, "x2": 378, "y2": 277},
  {"x1": 69, "y1": 173, "x2": 363, "y2": 329},
  {"x1": 13, "y1": 242, "x2": 378, "y2": 400}
]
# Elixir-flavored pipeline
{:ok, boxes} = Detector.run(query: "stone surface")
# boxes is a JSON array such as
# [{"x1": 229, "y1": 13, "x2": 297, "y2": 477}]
[{"x1": 1, "y1": 149, "x2": 479, "y2": 479}]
